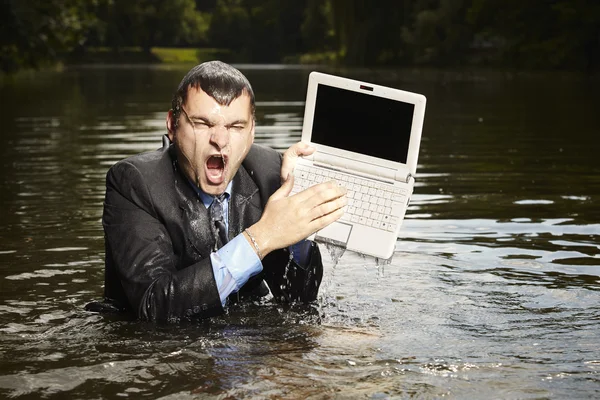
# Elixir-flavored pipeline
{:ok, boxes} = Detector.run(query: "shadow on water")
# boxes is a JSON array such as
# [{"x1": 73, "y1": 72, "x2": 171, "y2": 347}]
[{"x1": 0, "y1": 65, "x2": 599, "y2": 398}]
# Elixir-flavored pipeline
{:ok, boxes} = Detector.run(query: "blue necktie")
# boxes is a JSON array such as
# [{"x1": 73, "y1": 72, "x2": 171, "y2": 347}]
[{"x1": 210, "y1": 194, "x2": 228, "y2": 247}]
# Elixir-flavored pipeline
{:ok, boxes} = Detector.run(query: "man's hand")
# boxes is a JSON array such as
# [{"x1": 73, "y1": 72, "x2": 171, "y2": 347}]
[
  {"x1": 280, "y1": 142, "x2": 315, "y2": 184},
  {"x1": 247, "y1": 175, "x2": 347, "y2": 258}
]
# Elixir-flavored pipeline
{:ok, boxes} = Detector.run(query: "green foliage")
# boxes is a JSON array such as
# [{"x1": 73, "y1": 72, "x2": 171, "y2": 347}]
[
  {"x1": 468, "y1": 0, "x2": 600, "y2": 69},
  {"x1": 301, "y1": 0, "x2": 334, "y2": 52},
  {"x1": 207, "y1": 0, "x2": 309, "y2": 62},
  {"x1": 1, "y1": 0, "x2": 101, "y2": 72},
  {"x1": 93, "y1": 0, "x2": 209, "y2": 51},
  {"x1": 2, "y1": 0, "x2": 599, "y2": 72},
  {"x1": 402, "y1": 0, "x2": 475, "y2": 66},
  {"x1": 207, "y1": 0, "x2": 251, "y2": 57}
]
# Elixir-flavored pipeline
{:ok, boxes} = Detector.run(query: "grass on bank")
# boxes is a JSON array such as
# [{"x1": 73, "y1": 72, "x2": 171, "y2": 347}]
[
  {"x1": 67, "y1": 47, "x2": 231, "y2": 65},
  {"x1": 153, "y1": 47, "x2": 229, "y2": 63},
  {"x1": 68, "y1": 46, "x2": 341, "y2": 66}
]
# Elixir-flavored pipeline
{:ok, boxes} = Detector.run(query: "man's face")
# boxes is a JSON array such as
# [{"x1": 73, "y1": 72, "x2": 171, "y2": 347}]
[{"x1": 167, "y1": 87, "x2": 255, "y2": 196}]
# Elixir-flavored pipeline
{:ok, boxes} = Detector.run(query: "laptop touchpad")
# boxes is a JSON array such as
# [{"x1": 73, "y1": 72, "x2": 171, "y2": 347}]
[{"x1": 315, "y1": 222, "x2": 352, "y2": 247}]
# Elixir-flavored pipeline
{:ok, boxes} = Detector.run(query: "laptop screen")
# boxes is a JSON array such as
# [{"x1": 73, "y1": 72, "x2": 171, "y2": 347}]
[{"x1": 311, "y1": 84, "x2": 415, "y2": 164}]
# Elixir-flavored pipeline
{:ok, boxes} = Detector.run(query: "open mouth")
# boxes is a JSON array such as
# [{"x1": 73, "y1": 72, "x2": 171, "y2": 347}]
[{"x1": 205, "y1": 154, "x2": 226, "y2": 184}]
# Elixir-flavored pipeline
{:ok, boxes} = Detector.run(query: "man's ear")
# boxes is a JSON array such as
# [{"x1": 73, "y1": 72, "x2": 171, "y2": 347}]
[{"x1": 166, "y1": 110, "x2": 176, "y2": 142}]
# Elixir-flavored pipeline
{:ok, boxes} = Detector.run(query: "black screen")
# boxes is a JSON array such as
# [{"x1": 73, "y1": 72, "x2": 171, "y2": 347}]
[{"x1": 311, "y1": 84, "x2": 415, "y2": 163}]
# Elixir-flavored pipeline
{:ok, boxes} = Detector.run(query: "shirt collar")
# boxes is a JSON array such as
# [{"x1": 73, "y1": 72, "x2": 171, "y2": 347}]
[{"x1": 186, "y1": 177, "x2": 232, "y2": 209}]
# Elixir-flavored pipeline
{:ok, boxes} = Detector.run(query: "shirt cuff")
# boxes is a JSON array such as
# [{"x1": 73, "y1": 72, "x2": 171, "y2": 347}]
[{"x1": 210, "y1": 233, "x2": 263, "y2": 295}]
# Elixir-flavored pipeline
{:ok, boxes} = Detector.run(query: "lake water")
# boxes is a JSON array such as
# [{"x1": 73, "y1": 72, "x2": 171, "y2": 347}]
[{"x1": 0, "y1": 65, "x2": 599, "y2": 399}]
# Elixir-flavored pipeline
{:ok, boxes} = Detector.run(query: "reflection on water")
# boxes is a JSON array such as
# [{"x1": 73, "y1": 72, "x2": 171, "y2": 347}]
[{"x1": 0, "y1": 66, "x2": 599, "y2": 398}]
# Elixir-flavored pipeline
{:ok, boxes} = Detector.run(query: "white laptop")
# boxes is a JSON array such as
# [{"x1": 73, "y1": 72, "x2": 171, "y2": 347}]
[{"x1": 291, "y1": 71, "x2": 426, "y2": 260}]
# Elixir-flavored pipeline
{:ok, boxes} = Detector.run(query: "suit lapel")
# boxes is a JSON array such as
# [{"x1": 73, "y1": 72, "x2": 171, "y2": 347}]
[
  {"x1": 229, "y1": 166, "x2": 263, "y2": 239},
  {"x1": 171, "y1": 150, "x2": 216, "y2": 259}
]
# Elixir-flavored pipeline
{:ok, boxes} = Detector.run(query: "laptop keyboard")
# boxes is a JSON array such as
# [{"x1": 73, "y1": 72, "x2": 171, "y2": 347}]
[{"x1": 291, "y1": 164, "x2": 408, "y2": 233}]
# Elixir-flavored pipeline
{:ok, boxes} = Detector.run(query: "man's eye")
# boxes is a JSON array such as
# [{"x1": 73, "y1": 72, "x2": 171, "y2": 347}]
[
  {"x1": 192, "y1": 121, "x2": 209, "y2": 128},
  {"x1": 230, "y1": 125, "x2": 245, "y2": 131}
]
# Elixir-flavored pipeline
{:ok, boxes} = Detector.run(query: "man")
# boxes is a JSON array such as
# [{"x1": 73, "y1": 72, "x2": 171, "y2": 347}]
[{"x1": 86, "y1": 61, "x2": 346, "y2": 322}]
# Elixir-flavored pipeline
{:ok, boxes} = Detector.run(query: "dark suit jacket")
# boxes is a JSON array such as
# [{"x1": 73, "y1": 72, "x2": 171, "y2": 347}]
[{"x1": 94, "y1": 137, "x2": 323, "y2": 322}]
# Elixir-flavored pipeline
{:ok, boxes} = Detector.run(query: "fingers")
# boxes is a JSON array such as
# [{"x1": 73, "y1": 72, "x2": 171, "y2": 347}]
[
  {"x1": 289, "y1": 180, "x2": 347, "y2": 228},
  {"x1": 284, "y1": 141, "x2": 316, "y2": 158},
  {"x1": 307, "y1": 206, "x2": 345, "y2": 233},
  {"x1": 280, "y1": 142, "x2": 315, "y2": 183},
  {"x1": 291, "y1": 142, "x2": 316, "y2": 157},
  {"x1": 308, "y1": 192, "x2": 347, "y2": 221},
  {"x1": 258, "y1": 176, "x2": 346, "y2": 251},
  {"x1": 292, "y1": 180, "x2": 346, "y2": 206}
]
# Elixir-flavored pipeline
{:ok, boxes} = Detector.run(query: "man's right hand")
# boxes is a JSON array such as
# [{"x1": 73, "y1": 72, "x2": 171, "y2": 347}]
[{"x1": 246, "y1": 175, "x2": 347, "y2": 259}]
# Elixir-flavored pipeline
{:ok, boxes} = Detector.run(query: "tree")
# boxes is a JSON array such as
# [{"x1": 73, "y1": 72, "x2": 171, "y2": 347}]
[
  {"x1": 467, "y1": 0, "x2": 600, "y2": 69},
  {"x1": 402, "y1": 0, "x2": 476, "y2": 66},
  {"x1": 207, "y1": 0, "x2": 309, "y2": 62},
  {"x1": 327, "y1": 0, "x2": 412, "y2": 65},
  {"x1": 0, "y1": 0, "x2": 100, "y2": 72},
  {"x1": 301, "y1": 0, "x2": 333, "y2": 52},
  {"x1": 98, "y1": 0, "x2": 209, "y2": 53}
]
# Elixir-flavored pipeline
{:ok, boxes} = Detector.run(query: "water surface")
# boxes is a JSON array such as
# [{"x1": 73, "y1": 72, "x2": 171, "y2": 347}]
[{"x1": 0, "y1": 65, "x2": 599, "y2": 398}]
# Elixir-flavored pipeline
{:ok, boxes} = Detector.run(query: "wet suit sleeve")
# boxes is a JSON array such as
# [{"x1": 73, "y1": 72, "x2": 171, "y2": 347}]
[
  {"x1": 102, "y1": 161, "x2": 223, "y2": 322},
  {"x1": 290, "y1": 240, "x2": 313, "y2": 267},
  {"x1": 261, "y1": 241, "x2": 323, "y2": 303}
]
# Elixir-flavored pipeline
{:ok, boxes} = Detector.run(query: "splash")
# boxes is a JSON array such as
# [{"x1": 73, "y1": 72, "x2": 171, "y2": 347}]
[
  {"x1": 323, "y1": 242, "x2": 346, "y2": 264},
  {"x1": 317, "y1": 242, "x2": 346, "y2": 314},
  {"x1": 317, "y1": 247, "x2": 396, "y2": 326},
  {"x1": 374, "y1": 254, "x2": 393, "y2": 280}
]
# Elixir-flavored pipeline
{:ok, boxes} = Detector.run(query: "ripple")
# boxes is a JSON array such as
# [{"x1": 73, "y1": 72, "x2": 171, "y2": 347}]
[
  {"x1": 561, "y1": 195, "x2": 591, "y2": 201},
  {"x1": 5, "y1": 269, "x2": 85, "y2": 280},
  {"x1": 44, "y1": 247, "x2": 89, "y2": 252},
  {"x1": 2, "y1": 65, "x2": 600, "y2": 400},
  {"x1": 34, "y1": 312, "x2": 69, "y2": 324},
  {"x1": 0, "y1": 359, "x2": 173, "y2": 397},
  {"x1": 514, "y1": 199, "x2": 555, "y2": 205}
]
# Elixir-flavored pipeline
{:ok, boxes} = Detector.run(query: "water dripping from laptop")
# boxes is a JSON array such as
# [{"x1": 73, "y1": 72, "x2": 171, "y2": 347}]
[
  {"x1": 324, "y1": 241, "x2": 347, "y2": 265},
  {"x1": 318, "y1": 240, "x2": 393, "y2": 294},
  {"x1": 316, "y1": 239, "x2": 394, "y2": 324},
  {"x1": 317, "y1": 242, "x2": 346, "y2": 308}
]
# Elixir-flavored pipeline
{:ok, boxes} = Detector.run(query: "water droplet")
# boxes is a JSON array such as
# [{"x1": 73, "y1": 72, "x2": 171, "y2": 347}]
[{"x1": 324, "y1": 242, "x2": 346, "y2": 263}]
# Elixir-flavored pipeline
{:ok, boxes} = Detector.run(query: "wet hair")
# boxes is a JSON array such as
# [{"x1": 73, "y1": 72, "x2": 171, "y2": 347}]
[{"x1": 170, "y1": 61, "x2": 255, "y2": 129}]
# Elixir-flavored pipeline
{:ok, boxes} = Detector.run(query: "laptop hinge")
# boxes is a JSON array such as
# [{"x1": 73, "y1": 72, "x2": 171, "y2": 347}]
[
  {"x1": 310, "y1": 153, "x2": 412, "y2": 184},
  {"x1": 395, "y1": 169, "x2": 414, "y2": 184}
]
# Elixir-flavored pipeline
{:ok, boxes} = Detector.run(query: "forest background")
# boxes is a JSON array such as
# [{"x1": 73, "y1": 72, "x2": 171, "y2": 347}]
[{"x1": 2, "y1": 0, "x2": 599, "y2": 74}]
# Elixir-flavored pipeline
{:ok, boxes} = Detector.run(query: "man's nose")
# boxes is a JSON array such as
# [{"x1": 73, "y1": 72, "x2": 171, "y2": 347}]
[{"x1": 210, "y1": 125, "x2": 229, "y2": 149}]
